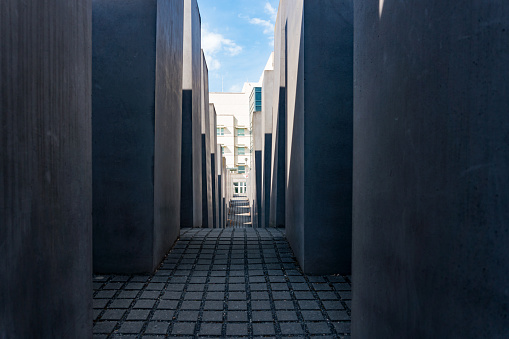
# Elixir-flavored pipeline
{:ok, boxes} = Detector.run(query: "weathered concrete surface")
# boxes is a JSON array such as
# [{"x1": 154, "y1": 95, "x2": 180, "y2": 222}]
[
  {"x1": 201, "y1": 51, "x2": 212, "y2": 228},
  {"x1": 181, "y1": 0, "x2": 202, "y2": 228},
  {"x1": 269, "y1": 1, "x2": 288, "y2": 229},
  {"x1": 262, "y1": 70, "x2": 274, "y2": 228},
  {"x1": 92, "y1": 0, "x2": 183, "y2": 273},
  {"x1": 353, "y1": 1, "x2": 509, "y2": 337},
  {"x1": 278, "y1": 0, "x2": 353, "y2": 275},
  {"x1": 1, "y1": 1, "x2": 92, "y2": 337}
]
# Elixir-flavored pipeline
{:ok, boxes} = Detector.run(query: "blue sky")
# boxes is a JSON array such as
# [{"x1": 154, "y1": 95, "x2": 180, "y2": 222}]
[{"x1": 197, "y1": 0, "x2": 279, "y2": 93}]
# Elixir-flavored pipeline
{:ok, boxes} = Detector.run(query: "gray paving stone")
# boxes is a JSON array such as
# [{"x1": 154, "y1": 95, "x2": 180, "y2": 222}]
[
  {"x1": 119, "y1": 321, "x2": 144, "y2": 334},
  {"x1": 178, "y1": 311, "x2": 199, "y2": 321},
  {"x1": 226, "y1": 323, "x2": 248, "y2": 336},
  {"x1": 199, "y1": 323, "x2": 222, "y2": 336},
  {"x1": 152, "y1": 310, "x2": 174, "y2": 321},
  {"x1": 133, "y1": 299, "x2": 156, "y2": 309},
  {"x1": 302, "y1": 310, "x2": 325, "y2": 321},
  {"x1": 144, "y1": 322, "x2": 169, "y2": 335},
  {"x1": 306, "y1": 322, "x2": 332, "y2": 335},
  {"x1": 227, "y1": 311, "x2": 248, "y2": 322},
  {"x1": 171, "y1": 322, "x2": 195, "y2": 335},
  {"x1": 280, "y1": 322, "x2": 305, "y2": 335},
  {"x1": 252, "y1": 311, "x2": 274, "y2": 322},
  {"x1": 126, "y1": 309, "x2": 150, "y2": 320},
  {"x1": 252, "y1": 322, "x2": 275, "y2": 336},
  {"x1": 277, "y1": 311, "x2": 299, "y2": 321},
  {"x1": 101, "y1": 309, "x2": 126, "y2": 320}
]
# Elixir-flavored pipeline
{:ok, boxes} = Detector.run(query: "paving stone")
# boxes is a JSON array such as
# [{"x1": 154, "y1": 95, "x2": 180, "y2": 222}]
[
  {"x1": 298, "y1": 300, "x2": 321, "y2": 310},
  {"x1": 133, "y1": 299, "x2": 156, "y2": 309},
  {"x1": 226, "y1": 323, "x2": 248, "y2": 336},
  {"x1": 306, "y1": 322, "x2": 332, "y2": 335},
  {"x1": 302, "y1": 310, "x2": 325, "y2": 321},
  {"x1": 252, "y1": 311, "x2": 274, "y2": 322},
  {"x1": 204, "y1": 300, "x2": 224, "y2": 310},
  {"x1": 171, "y1": 322, "x2": 195, "y2": 335},
  {"x1": 118, "y1": 321, "x2": 144, "y2": 334},
  {"x1": 280, "y1": 322, "x2": 305, "y2": 335},
  {"x1": 101, "y1": 309, "x2": 126, "y2": 320},
  {"x1": 327, "y1": 310, "x2": 350, "y2": 321},
  {"x1": 118, "y1": 291, "x2": 138, "y2": 299},
  {"x1": 227, "y1": 311, "x2": 248, "y2": 322},
  {"x1": 274, "y1": 300, "x2": 295, "y2": 309},
  {"x1": 251, "y1": 300, "x2": 271, "y2": 310},
  {"x1": 184, "y1": 292, "x2": 204, "y2": 300},
  {"x1": 181, "y1": 301, "x2": 201, "y2": 310},
  {"x1": 152, "y1": 310, "x2": 174, "y2": 321},
  {"x1": 228, "y1": 291, "x2": 247, "y2": 300},
  {"x1": 144, "y1": 322, "x2": 169, "y2": 335},
  {"x1": 252, "y1": 322, "x2": 275, "y2": 336},
  {"x1": 272, "y1": 291, "x2": 291, "y2": 300},
  {"x1": 158, "y1": 300, "x2": 178, "y2": 309},
  {"x1": 127, "y1": 309, "x2": 150, "y2": 320},
  {"x1": 277, "y1": 311, "x2": 299, "y2": 321},
  {"x1": 96, "y1": 291, "x2": 116, "y2": 299},
  {"x1": 199, "y1": 323, "x2": 222, "y2": 336},
  {"x1": 178, "y1": 311, "x2": 199, "y2": 321}
]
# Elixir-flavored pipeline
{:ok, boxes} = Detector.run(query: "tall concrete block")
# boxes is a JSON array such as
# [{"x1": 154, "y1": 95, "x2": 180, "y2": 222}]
[
  {"x1": 262, "y1": 70, "x2": 274, "y2": 228},
  {"x1": 270, "y1": 1, "x2": 288, "y2": 229},
  {"x1": 281, "y1": 0, "x2": 353, "y2": 275},
  {"x1": 253, "y1": 110, "x2": 263, "y2": 228},
  {"x1": 181, "y1": 0, "x2": 202, "y2": 228},
  {"x1": 93, "y1": 0, "x2": 183, "y2": 273},
  {"x1": 1, "y1": 1, "x2": 92, "y2": 337},
  {"x1": 210, "y1": 104, "x2": 219, "y2": 228},
  {"x1": 201, "y1": 51, "x2": 212, "y2": 228},
  {"x1": 353, "y1": 1, "x2": 509, "y2": 337}
]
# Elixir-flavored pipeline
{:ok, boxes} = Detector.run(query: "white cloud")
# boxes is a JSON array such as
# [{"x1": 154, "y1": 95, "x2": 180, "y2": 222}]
[
  {"x1": 240, "y1": 2, "x2": 277, "y2": 37},
  {"x1": 264, "y1": 2, "x2": 277, "y2": 22},
  {"x1": 201, "y1": 28, "x2": 242, "y2": 71},
  {"x1": 249, "y1": 17, "x2": 273, "y2": 35}
]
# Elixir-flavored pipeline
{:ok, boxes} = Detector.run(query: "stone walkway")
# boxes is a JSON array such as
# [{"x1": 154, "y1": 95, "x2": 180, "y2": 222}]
[{"x1": 93, "y1": 228, "x2": 351, "y2": 338}]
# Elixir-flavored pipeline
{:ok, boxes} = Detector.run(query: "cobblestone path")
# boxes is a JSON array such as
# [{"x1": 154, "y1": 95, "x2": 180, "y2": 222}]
[{"x1": 93, "y1": 228, "x2": 351, "y2": 338}]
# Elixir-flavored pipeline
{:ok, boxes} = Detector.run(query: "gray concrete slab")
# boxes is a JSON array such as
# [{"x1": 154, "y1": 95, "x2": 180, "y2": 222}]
[
  {"x1": 210, "y1": 104, "x2": 219, "y2": 228},
  {"x1": 262, "y1": 70, "x2": 274, "y2": 228},
  {"x1": 269, "y1": 1, "x2": 288, "y2": 229},
  {"x1": 353, "y1": 0, "x2": 509, "y2": 337},
  {"x1": 280, "y1": 0, "x2": 353, "y2": 275},
  {"x1": 92, "y1": 0, "x2": 183, "y2": 273},
  {"x1": 201, "y1": 51, "x2": 212, "y2": 228},
  {"x1": 1, "y1": 1, "x2": 92, "y2": 336},
  {"x1": 181, "y1": 0, "x2": 202, "y2": 228}
]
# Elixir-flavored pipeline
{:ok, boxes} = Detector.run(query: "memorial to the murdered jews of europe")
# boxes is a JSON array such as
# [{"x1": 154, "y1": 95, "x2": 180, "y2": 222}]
[{"x1": 2, "y1": 0, "x2": 509, "y2": 337}]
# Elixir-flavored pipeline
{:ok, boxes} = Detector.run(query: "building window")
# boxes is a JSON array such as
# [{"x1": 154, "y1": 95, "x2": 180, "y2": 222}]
[
  {"x1": 238, "y1": 147, "x2": 245, "y2": 155},
  {"x1": 217, "y1": 127, "x2": 224, "y2": 136},
  {"x1": 238, "y1": 165, "x2": 246, "y2": 174},
  {"x1": 221, "y1": 146, "x2": 224, "y2": 154},
  {"x1": 237, "y1": 128, "x2": 245, "y2": 136}
]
